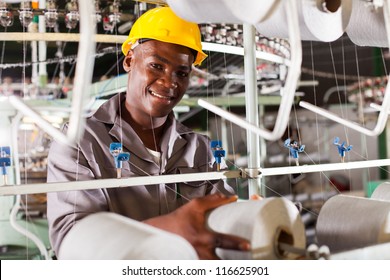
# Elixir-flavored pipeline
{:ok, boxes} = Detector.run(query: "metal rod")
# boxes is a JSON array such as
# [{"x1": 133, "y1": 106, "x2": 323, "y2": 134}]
[
  {"x1": 66, "y1": 0, "x2": 96, "y2": 145},
  {"x1": 198, "y1": 99, "x2": 268, "y2": 139},
  {"x1": 0, "y1": 33, "x2": 288, "y2": 65},
  {"x1": 38, "y1": 0, "x2": 47, "y2": 88},
  {"x1": 1, "y1": 157, "x2": 388, "y2": 196},
  {"x1": 278, "y1": 242, "x2": 306, "y2": 257},
  {"x1": 300, "y1": 99, "x2": 390, "y2": 137},
  {"x1": 202, "y1": 42, "x2": 289, "y2": 65},
  {"x1": 0, "y1": 170, "x2": 241, "y2": 196},
  {"x1": 8, "y1": 96, "x2": 70, "y2": 145},
  {"x1": 260, "y1": 159, "x2": 390, "y2": 177},
  {"x1": 243, "y1": 23, "x2": 261, "y2": 197},
  {"x1": 0, "y1": 32, "x2": 127, "y2": 44},
  {"x1": 11, "y1": 112, "x2": 22, "y2": 185}
]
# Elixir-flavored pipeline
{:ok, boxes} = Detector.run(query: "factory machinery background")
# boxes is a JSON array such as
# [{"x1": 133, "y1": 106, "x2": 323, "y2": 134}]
[{"x1": 1, "y1": 0, "x2": 390, "y2": 260}]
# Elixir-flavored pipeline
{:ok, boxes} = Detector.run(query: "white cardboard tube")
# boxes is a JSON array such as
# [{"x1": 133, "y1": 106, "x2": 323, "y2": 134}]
[
  {"x1": 59, "y1": 212, "x2": 198, "y2": 260},
  {"x1": 207, "y1": 198, "x2": 306, "y2": 260}
]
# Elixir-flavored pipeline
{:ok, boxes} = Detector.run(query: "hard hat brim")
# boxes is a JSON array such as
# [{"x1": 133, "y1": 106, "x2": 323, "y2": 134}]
[{"x1": 122, "y1": 38, "x2": 207, "y2": 66}]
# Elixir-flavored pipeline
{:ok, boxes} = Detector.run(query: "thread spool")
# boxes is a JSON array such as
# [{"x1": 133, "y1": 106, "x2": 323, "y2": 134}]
[
  {"x1": 371, "y1": 182, "x2": 390, "y2": 201},
  {"x1": 58, "y1": 212, "x2": 198, "y2": 260},
  {"x1": 316, "y1": 195, "x2": 390, "y2": 253},
  {"x1": 255, "y1": 0, "x2": 352, "y2": 42},
  {"x1": 346, "y1": 0, "x2": 388, "y2": 47},
  {"x1": 223, "y1": 0, "x2": 281, "y2": 25},
  {"x1": 207, "y1": 197, "x2": 306, "y2": 259},
  {"x1": 331, "y1": 242, "x2": 390, "y2": 259},
  {"x1": 167, "y1": 0, "x2": 241, "y2": 24}
]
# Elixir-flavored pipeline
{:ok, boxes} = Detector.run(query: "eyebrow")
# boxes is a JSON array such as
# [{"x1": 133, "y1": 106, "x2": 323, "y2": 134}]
[{"x1": 152, "y1": 54, "x2": 192, "y2": 71}]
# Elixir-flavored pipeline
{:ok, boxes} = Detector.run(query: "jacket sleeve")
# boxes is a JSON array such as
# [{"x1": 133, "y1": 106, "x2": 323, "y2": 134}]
[{"x1": 46, "y1": 133, "x2": 109, "y2": 256}]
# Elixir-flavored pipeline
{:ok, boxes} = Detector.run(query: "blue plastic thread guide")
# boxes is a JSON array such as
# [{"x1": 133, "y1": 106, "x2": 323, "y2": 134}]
[
  {"x1": 210, "y1": 140, "x2": 222, "y2": 149},
  {"x1": 116, "y1": 152, "x2": 130, "y2": 168},
  {"x1": 213, "y1": 150, "x2": 226, "y2": 164},
  {"x1": 210, "y1": 140, "x2": 225, "y2": 166},
  {"x1": 109, "y1": 142, "x2": 122, "y2": 156},
  {"x1": 0, "y1": 146, "x2": 11, "y2": 176},
  {"x1": 0, "y1": 146, "x2": 10, "y2": 159},
  {"x1": 117, "y1": 153, "x2": 130, "y2": 162}
]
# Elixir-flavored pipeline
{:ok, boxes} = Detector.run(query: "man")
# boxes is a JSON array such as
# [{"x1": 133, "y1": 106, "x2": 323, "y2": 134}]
[{"x1": 47, "y1": 7, "x2": 250, "y2": 259}]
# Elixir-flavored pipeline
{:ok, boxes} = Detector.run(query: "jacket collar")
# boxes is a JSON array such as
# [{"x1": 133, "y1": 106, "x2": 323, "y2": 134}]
[
  {"x1": 93, "y1": 93, "x2": 123, "y2": 125},
  {"x1": 92, "y1": 93, "x2": 192, "y2": 167}
]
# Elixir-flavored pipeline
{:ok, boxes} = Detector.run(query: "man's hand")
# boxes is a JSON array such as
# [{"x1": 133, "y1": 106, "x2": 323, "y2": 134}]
[{"x1": 144, "y1": 193, "x2": 251, "y2": 259}]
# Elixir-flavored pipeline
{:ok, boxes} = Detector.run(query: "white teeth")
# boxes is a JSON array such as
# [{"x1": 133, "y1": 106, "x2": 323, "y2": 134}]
[{"x1": 150, "y1": 90, "x2": 171, "y2": 100}]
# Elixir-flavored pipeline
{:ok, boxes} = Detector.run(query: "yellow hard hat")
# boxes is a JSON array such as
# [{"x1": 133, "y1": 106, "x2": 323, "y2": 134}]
[{"x1": 121, "y1": 7, "x2": 207, "y2": 66}]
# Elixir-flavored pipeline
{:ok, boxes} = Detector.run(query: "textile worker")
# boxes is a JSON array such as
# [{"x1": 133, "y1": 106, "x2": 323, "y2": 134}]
[{"x1": 47, "y1": 7, "x2": 250, "y2": 259}]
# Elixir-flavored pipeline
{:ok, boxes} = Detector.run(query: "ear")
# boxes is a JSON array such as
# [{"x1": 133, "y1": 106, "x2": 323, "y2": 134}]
[{"x1": 123, "y1": 50, "x2": 134, "y2": 73}]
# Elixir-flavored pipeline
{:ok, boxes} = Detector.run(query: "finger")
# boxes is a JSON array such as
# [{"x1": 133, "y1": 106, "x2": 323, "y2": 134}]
[
  {"x1": 195, "y1": 193, "x2": 238, "y2": 212},
  {"x1": 213, "y1": 233, "x2": 251, "y2": 251},
  {"x1": 250, "y1": 194, "x2": 263, "y2": 200},
  {"x1": 193, "y1": 233, "x2": 221, "y2": 260}
]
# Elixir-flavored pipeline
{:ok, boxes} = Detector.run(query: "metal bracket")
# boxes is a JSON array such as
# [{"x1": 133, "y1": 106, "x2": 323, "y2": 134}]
[{"x1": 240, "y1": 168, "x2": 262, "y2": 179}]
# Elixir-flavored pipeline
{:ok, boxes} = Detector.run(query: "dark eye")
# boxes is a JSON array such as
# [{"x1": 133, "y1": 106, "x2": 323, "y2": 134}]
[
  {"x1": 177, "y1": 71, "x2": 189, "y2": 78},
  {"x1": 150, "y1": 63, "x2": 163, "y2": 70}
]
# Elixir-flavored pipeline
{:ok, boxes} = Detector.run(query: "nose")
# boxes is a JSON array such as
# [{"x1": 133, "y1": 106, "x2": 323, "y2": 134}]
[{"x1": 158, "y1": 71, "x2": 178, "y2": 90}]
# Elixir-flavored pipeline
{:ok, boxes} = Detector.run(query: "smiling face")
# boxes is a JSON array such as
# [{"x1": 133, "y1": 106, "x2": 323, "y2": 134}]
[{"x1": 123, "y1": 40, "x2": 194, "y2": 128}]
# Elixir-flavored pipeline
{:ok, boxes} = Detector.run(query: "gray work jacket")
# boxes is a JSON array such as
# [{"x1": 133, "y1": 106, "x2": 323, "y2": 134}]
[{"x1": 47, "y1": 92, "x2": 233, "y2": 255}]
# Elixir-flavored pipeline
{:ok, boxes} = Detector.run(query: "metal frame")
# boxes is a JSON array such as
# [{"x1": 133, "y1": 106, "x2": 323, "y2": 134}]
[
  {"x1": 198, "y1": 0, "x2": 302, "y2": 141},
  {"x1": 5, "y1": 0, "x2": 96, "y2": 147},
  {"x1": 2, "y1": 157, "x2": 390, "y2": 196},
  {"x1": 0, "y1": 170, "x2": 241, "y2": 196},
  {"x1": 299, "y1": 0, "x2": 390, "y2": 137},
  {"x1": 0, "y1": 32, "x2": 126, "y2": 44},
  {"x1": 1, "y1": 0, "x2": 390, "y2": 200}
]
